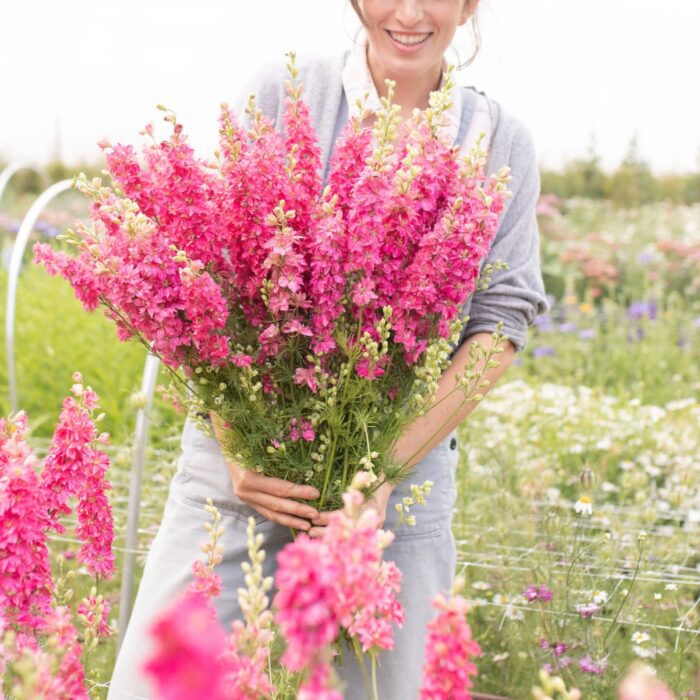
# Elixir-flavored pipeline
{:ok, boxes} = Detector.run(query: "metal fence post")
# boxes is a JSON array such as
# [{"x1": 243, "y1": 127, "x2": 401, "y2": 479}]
[
  {"x1": 0, "y1": 161, "x2": 45, "y2": 204},
  {"x1": 117, "y1": 352, "x2": 160, "y2": 649},
  {"x1": 5, "y1": 179, "x2": 74, "y2": 412}
]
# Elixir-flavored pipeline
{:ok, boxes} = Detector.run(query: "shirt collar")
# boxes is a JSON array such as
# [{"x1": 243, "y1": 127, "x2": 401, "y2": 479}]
[{"x1": 341, "y1": 31, "x2": 462, "y2": 145}]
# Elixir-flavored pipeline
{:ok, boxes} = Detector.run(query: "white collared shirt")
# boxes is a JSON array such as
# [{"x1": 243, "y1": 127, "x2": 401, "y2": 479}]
[
  {"x1": 340, "y1": 32, "x2": 491, "y2": 156},
  {"x1": 340, "y1": 32, "x2": 463, "y2": 146}
]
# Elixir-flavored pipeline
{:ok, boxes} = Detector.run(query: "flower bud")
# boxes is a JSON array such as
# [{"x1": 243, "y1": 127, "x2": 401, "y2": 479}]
[{"x1": 579, "y1": 468, "x2": 595, "y2": 491}]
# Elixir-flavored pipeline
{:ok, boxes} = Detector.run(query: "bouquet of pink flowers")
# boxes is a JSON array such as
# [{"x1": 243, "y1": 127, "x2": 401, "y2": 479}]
[{"x1": 36, "y1": 55, "x2": 511, "y2": 509}]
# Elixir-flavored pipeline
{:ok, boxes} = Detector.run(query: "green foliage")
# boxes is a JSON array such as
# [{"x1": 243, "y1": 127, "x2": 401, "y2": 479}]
[
  {"x1": 457, "y1": 379, "x2": 700, "y2": 698},
  {"x1": 540, "y1": 136, "x2": 700, "y2": 206},
  {"x1": 0, "y1": 265, "x2": 181, "y2": 441}
]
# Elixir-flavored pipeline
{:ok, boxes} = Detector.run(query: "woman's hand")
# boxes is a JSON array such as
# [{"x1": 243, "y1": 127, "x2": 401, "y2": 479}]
[
  {"x1": 227, "y1": 461, "x2": 320, "y2": 531},
  {"x1": 307, "y1": 481, "x2": 395, "y2": 538},
  {"x1": 209, "y1": 411, "x2": 319, "y2": 531}
]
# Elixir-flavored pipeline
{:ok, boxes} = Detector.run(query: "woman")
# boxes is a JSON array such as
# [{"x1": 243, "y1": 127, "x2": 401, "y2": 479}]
[{"x1": 108, "y1": 1, "x2": 547, "y2": 697}]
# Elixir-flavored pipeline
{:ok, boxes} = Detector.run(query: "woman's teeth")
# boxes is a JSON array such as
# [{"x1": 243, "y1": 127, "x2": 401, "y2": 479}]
[{"x1": 387, "y1": 30, "x2": 431, "y2": 46}]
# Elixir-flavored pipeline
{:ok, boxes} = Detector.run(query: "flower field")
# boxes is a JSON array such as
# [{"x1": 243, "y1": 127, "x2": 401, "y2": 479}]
[{"x1": 0, "y1": 193, "x2": 698, "y2": 697}]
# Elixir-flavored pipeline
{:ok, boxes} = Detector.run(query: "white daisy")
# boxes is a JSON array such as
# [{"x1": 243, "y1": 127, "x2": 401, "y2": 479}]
[
  {"x1": 631, "y1": 631, "x2": 651, "y2": 644},
  {"x1": 573, "y1": 495, "x2": 593, "y2": 516},
  {"x1": 592, "y1": 590, "x2": 609, "y2": 605}
]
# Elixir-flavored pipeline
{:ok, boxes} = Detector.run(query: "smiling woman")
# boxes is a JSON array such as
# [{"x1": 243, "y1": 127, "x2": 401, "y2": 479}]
[
  {"x1": 107, "y1": 0, "x2": 548, "y2": 698},
  {"x1": 350, "y1": 0, "x2": 480, "y2": 117}
]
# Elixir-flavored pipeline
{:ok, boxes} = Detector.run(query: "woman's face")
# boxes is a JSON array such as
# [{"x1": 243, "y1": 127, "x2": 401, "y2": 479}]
[{"x1": 356, "y1": 0, "x2": 476, "y2": 79}]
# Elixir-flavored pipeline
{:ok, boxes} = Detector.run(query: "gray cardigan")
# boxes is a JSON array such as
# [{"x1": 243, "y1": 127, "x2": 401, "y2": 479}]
[{"x1": 234, "y1": 52, "x2": 548, "y2": 352}]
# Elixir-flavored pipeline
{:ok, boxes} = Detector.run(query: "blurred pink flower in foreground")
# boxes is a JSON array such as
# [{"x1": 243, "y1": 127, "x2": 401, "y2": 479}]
[
  {"x1": 618, "y1": 662, "x2": 675, "y2": 700},
  {"x1": 419, "y1": 581, "x2": 481, "y2": 700},
  {"x1": 274, "y1": 482, "x2": 404, "y2": 675},
  {"x1": 144, "y1": 592, "x2": 230, "y2": 700}
]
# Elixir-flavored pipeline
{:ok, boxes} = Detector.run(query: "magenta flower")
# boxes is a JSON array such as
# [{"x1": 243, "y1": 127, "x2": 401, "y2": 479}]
[
  {"x1": 41, "y1": 380, "x2": 115, "y2": 580},
  {"x1": 298, "y1": 663, "x2": 343, "y2": 700},
  {"x1": 77, "y1": 594, "x2": 113, "y2": 638},
  {"x1": 144, "y1": 592, "x2": 229, "y2": 700},
  {"x1": 419, "y1": 592, "x2": 481, "y2": 700},
  {"x1": 539, "y1": 639, "x2": 569, "y2": 657},
  {"x1": 220, "y1": 620, "x2": 275, "y2": 700},
  {"x1": 579, "y1": 653, "x2": 608, "y2": 675},
  {"x1": 274, "y1": 535, "x2": 341, "y2": 671},
  {"x1": 524, "y1": 584, "x2": 553, "y2": 603},
  {"x1": 576, "y1": 602, "x2": 600, "y2": 619},
  {"x1": 294, "y1": 366, "x2": 318, "y2": 393},
  {"x1": 189, "y1": 559, "x2": 223, "y2": 601},
  {"x1": 274, "y1": 490, "x2": 404, "y2": 671},
  {"x1": 0, "y1": 413, "x2": 54, "y2": 631}
]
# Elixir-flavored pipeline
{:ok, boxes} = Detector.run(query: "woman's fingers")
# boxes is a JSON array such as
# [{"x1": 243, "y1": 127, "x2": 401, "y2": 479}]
[
  {"x1": 250, "y1": 492, "x2": 319, "y2": 521},
  {"x1": 311, "y1": 512, "x2": 332, "y2": 526},
  {"x1": 237, "y1": 470, "x2": 320, "y2": 501},
  {"x1": 252, "y1": 504, "x2": 314, "y2": 532}
]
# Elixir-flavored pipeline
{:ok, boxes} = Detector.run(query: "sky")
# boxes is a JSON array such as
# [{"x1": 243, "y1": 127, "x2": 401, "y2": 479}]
[{"x1": 1, "y1": 0, "x2": 698, "y2": 174}]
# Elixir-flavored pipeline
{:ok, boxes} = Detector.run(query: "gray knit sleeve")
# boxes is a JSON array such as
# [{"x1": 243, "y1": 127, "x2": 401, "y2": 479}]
[{"x1": 459, "y1": 118, "x2": 549, "y2": 352}]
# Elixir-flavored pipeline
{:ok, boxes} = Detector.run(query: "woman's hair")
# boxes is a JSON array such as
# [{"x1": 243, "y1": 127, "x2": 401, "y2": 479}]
[{"x1": 348, "y1": 0, "x2": 481, "y2": 69}]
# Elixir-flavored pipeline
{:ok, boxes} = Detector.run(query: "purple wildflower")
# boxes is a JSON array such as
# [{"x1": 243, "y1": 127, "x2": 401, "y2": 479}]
[
  {"x1": 553, "y1": 642, "x2": 569, "y2": 657},
  {"x1": 558, "y1": 322, "x2": 578, "y2": 333},
  {"x1": 576, "y1": 602, "x2": 600, "y2": 619},
  {"x1": 524, "y1": 585, "x2": 553, "y2": 603},
  {"x1": 578, "y1": 328, "x2": 596, "y2": 340},
  {"x1": 540, "y1": 639, "x2": 569, "y2": 657},
  {"x1": 627, "y1": 300, "x2": 658, "y2": 321},
  {"x1": 537, "y1": 586, "x2": 553, "y2": 602},
  {"x1": 533, "y1": 346, "x2": 556, "y2": 358},
  {"x1": 579, "y1": 654, "x2": 607, "y2": 675},
  {"x1": 524, "y1": 585, "x2": 539, "y2": 602},
  {"x1": 535, "y1": 314, "x2": 553, "y2": 332}
]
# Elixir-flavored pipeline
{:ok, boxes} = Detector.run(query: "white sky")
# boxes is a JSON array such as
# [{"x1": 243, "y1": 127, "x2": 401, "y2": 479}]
[{"x1": 1, "y1": 0, "x2": 698, "y2": 173}]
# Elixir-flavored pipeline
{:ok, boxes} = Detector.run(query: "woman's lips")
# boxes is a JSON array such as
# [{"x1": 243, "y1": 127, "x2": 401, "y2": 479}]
[{"x1": 386, "y1": 29, "x2": 433, "y2": 52}]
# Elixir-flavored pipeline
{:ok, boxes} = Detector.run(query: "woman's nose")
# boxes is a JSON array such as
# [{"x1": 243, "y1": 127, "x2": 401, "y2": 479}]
[{"x1": 394, "y1": 0, "x2": 425, "y2": 26}]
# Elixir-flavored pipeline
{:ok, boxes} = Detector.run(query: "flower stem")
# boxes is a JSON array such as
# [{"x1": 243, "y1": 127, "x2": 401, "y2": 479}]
[
  {"x1": 603, "y1": 539, "x2": 644, "y2": 645},
  {"x1": 371, "y1": 654, "x2": 380, "y2": 700},
  {"x1": 351, "y1": 636, "x2": 372, "y2": 700}
]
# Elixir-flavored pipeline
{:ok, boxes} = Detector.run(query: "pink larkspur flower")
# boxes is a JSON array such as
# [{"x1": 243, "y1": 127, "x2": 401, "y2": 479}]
[
  {"x1": 35, "y1": 606, "x2": 90, "y2": 699},
  {"x1": 0, "y1": 413, "x2": 54, "y2": 631},
  {"x1": 274, "y1": 535, "x2": 341, "y2": 671},
  {"x1": 75, "y1": 449, "x2": 116, "y2": 579},
  {"x1": 220, "y1": 619, "x2": 276, "y2": 700},
  {"x1": 419, "y1": 592, "x2": 481, "y2": 700},
  {"x1": 298, "y1": 663, "x2": 343, "y2": 700},
  {"x1": 300, "y1": 419, "x2": 315, "y2": 442},
  {"x1": 77, "y1": 594, "x2": 113, "y2": 638},
  {"x1": 294, "y1": 366, "x2": 318, "y2": 393},
  {"x1": 189, "y1": 559, "x2": 223, "y2": 601},
  {"x1": 274, "y1": 492, "x2": 404, "y2": 670},
  {"x1": 144, "y1": 592, "x2": 229, "y2": 700}
]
